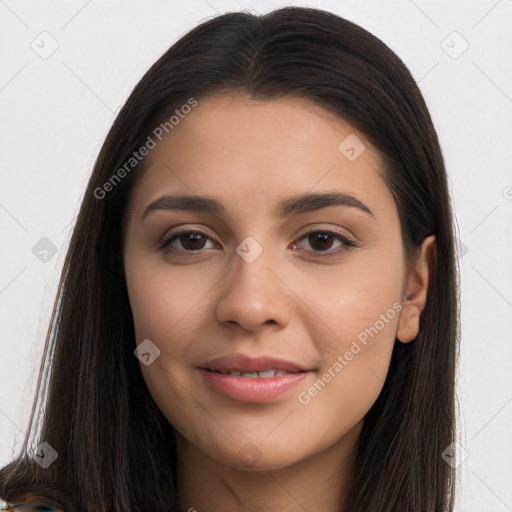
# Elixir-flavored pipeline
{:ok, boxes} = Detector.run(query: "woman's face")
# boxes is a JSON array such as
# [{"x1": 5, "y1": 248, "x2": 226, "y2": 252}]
[{"x1": 123, "y1": 94, "x2": 430, "y2": 472}]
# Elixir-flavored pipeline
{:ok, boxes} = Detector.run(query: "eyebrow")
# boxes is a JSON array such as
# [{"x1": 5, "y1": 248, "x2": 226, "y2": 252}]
[{"x1": 141, "y1": 191, "x2": 375, "y2": 221}]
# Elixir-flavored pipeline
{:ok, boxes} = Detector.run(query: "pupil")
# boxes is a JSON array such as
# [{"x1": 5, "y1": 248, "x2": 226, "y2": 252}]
[
  {"x1": 183, "y1": 233, "x2": 206, "y2": 250},
  {"x1": 179, "y1": 233, "x2": 335, "y2": 251},
  {"x1": 310, "y1": 233, "x2": 333, "y2": 251}
]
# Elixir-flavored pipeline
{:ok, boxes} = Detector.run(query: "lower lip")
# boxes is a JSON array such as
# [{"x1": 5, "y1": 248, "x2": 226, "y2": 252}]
[{"x1": 199, "y1": 368, "x2": 311, "y2": 402}]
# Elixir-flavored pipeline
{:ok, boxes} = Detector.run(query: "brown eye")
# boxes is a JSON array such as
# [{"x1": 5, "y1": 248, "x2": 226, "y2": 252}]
[
  {"x1": 292, "y1": 229, "x2": 359, "y2": 257},
  {"x1": 174, "y1": 233, "x2": 208, "y2": 250},
  {"x1": 158, "y1": 230, "x2": 216, "y2": 252},
  {"x1": 307, "y1": 232, "x2": 336, "y2": 251}
]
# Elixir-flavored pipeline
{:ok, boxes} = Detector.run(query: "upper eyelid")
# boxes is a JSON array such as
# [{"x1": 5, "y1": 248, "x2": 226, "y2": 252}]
[
  {"x1": 162, "y1": 222, "x2": 356, "y2": 239},
  {"x1": 159, "y1": 226, "x2": 357, "y2": 249},
  {"x1": 162, "y1": 226, "x2": 354, "y2": 239}
]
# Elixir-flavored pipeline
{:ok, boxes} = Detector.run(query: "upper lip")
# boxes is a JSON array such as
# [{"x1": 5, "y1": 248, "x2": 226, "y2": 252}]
[{"x1": 200, "y1": 353, "x2": 311, "y2": 373}]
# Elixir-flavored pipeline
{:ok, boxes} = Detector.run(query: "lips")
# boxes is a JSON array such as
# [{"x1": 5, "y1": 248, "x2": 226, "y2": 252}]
[
  {"x1": 199, "y1": 352, "x2": 310, "y2": 374},
  {"x1": 206, "y1": 368, "x2": 290, "y2": 378},
  {"x1": 197, "y1": 353, "x2": 314, "y2": 402}
]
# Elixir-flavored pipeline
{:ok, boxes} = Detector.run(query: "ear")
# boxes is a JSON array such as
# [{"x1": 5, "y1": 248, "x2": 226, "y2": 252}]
[{"x1": 397, "y1": 235, "x2": 436, "y2": 344}]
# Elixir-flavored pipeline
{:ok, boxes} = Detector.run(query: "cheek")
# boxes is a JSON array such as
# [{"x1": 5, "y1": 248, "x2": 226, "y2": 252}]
[
  {"x1": 293, "y1": 293, "x2": 400, "y2": 448},
  {"x1": 303, "y1": 287, "x2": 400, "y2": 406},
  {"x1": 291, "y1": 244, "x2": 403, "y2": 409},
  {"x1": 125, "y1": 266, "x2": 212, "y2": 408},
  {"x1": 126, "y1": 263, "x2": 211, "y2": 345},
  {"x1": 296, "y1": 249, "x2": 403, "y2": 354},
  {"x1": 125, "y1": 268, "x2": 208, "y2": 435}
]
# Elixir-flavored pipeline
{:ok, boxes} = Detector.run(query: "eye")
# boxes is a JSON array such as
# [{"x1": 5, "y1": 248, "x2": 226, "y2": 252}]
[
  {"x1": 157, "y1": 227, "x2": 359, "y2": 257},
  {"x1": 291, "y1": 229, "x2": 359, "y2": 257},
  {"x1": 157, "y1": 230, "x2": 217, "y2": 253}
]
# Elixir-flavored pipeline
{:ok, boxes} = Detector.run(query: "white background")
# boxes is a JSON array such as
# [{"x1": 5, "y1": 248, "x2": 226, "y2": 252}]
[{"x1": 1, "y1": 1, "x2": 511, "y2": 510}]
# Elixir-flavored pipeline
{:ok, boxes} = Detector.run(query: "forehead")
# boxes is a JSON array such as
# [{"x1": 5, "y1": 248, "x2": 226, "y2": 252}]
[{"x1": 127, "y1": 94, "x2": 391, "y2": 220}]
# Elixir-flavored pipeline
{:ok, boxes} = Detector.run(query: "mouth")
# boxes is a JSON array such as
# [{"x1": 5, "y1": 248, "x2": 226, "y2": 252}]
[
  {"x1": 199, "y1": 352, "x2": 311, "y2": 374},
  {"x1": 198, "y1": 368, "x2": 311, "y2": 402},
  {"x1": 197, "y1": 353, "x2": 314, "y2": 402},
  {"x1": 202, "y1": 367, "x2": 304, "y2": 378}
]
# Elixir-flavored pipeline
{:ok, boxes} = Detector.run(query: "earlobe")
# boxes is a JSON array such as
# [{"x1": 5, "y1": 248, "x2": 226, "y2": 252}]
[{"x1": 396, "y1": 235, "x2": 436, "y2": 343}]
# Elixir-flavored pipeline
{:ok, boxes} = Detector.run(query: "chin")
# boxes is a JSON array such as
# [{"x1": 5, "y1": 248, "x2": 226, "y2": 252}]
[
  {"x1": 219, "y1": 449, "x2": 301, "y2": 472},
  {"x1": 197, "y1": 434, "x2": 303, "y2": 472}
]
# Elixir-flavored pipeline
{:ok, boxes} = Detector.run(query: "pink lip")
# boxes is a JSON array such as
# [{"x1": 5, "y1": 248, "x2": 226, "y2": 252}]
[
  {"x1": 197, "y1": 353, "x2": 314, "y2": 402},
  {"x1": 199, "y1": 368, "x2": 311, "y2": 402},
  {"x1": 200, "y1": 353, "x2": 310, "y2": 373}
]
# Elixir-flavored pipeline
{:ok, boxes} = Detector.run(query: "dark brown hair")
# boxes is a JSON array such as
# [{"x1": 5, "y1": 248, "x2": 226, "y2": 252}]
[{"x1": 0, "y1": 7, "x2": 459, "y2": 511}]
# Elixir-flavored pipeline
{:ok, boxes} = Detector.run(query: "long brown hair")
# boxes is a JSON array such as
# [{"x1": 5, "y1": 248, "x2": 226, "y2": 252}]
[{"x1": 0, "y1": 7, "x2": 459, "y2": 511}]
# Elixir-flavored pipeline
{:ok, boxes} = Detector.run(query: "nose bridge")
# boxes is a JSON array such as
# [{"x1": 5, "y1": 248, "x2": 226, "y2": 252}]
[
  {"x1": 227, "y1": 209, "x2": 276, "y2": 273},
  {"x1": 214, "y1": 233, "x2": 292, "y2": 331},
  {"x1": 231, "y1": 233, "x2": 277, "y2": 299},
  {"x1": 235, "y1": 234, "x2": 267, "y2": 265}
]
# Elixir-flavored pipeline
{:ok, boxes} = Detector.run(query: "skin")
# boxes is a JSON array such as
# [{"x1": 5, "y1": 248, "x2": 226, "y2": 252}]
[{"x1": 122, "y1": 93, "x2": 435, "y2": 512}]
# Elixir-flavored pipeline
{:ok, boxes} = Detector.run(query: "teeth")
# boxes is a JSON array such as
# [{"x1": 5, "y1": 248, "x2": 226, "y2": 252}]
[
  {"x1": 257, "y1": 369, "x2": 277, "y2": 378},
  {"x1": 211, "y1": 368, "x2": 291, "y2": 378},
  {"x1": 241, "y1": 371, "x2": 259, "y2": 378}
]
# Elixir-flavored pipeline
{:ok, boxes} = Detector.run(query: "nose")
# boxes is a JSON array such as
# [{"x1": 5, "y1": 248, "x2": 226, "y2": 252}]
[{"x1": 214, "y1": 246, "x2": 292, "y2": 332}]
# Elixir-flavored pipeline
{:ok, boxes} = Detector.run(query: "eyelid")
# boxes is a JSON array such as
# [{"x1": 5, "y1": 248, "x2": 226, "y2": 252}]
[
  {"x1": 291, "y1": 227, "x2": 359, "y2": 258},
  {"x1": 157, "y1": 224, "x2": 359, "y2": 256},
  {"x1": 293, "y1": 224, "x2": 358, "y2": 244},
  {"x1": 156, "y1": 227, "x2": 218, "y2": 250},
  {"x1": 158, "y1": 223, "x2": 357, "y2": 243}
]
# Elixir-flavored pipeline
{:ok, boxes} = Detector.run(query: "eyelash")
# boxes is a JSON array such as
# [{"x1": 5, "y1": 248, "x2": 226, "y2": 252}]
[{"x1": 156, "y1": 228, "x2": 359, "y2": 258}]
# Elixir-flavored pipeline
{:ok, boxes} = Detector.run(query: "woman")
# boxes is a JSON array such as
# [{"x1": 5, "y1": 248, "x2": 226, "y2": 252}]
[{"x1": 0, "y1": 6, "x2": 459, "y2": 511}]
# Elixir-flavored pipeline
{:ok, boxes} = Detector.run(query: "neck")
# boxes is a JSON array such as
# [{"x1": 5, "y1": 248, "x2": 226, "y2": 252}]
[{"x1": 175, "y1": 422, "x2": 361, "y2": 512}]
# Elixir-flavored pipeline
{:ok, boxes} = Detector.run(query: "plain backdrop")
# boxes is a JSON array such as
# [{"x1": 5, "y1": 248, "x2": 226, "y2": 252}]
[{"x1": 1, "y1": 1, "x2": 511, "y2": 510}]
